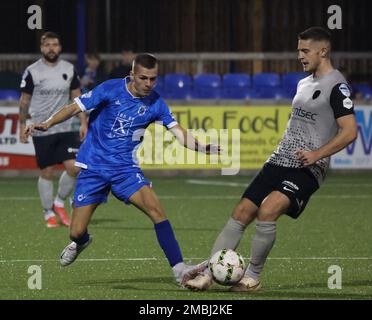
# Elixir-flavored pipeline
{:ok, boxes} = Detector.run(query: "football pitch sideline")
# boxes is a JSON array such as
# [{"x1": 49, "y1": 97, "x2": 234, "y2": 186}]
[{"x1": 0, "y1": 173, "x2": 372, "y2": 300}]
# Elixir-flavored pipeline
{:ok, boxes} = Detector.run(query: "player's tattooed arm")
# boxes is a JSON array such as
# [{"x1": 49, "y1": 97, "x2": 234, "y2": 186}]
[{"x1": 19, "y1": 92, "x2": 32, "y2": 143}]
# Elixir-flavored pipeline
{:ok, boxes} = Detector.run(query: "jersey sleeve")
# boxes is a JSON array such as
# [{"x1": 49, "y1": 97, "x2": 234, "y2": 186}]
[
  {"x1": 20, "y1": 69, "x2": 34, "y2": 94},
  {"x1": 70, "y1": 69, "x2": 81, "y2": 91},
  {"x1": 74, "y1": 82, "x2": 108, "y2": 111},
  {"x1": 156, "y1": 100, "x2": 178, "y2": 129},
  {"x1": 330, "y1": 83, "x2": 355, "y2": 118}
]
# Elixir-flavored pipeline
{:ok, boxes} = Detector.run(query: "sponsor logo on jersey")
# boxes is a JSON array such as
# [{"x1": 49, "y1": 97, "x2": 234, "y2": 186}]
[
  {"x1": 339, "y1": 83, "x2": 351, "y2": 97},
  {"x1": 38, "y1": 88, "x2": 69, "y2": 96},
  {"x1": 292, "y1": 106, "x2": 318, "y2": 121},
  {"x1": 109, "y1": 112, "x2": 135, "y2": 138}
]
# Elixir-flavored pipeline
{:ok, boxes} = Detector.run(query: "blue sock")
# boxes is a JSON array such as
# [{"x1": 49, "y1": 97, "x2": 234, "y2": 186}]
[
  {"x1": 71, "y1": 230, "x2": 89, "y2": 246},
  {"x1": 154, "y1": 220, "x2": 183, "y2": 267}
]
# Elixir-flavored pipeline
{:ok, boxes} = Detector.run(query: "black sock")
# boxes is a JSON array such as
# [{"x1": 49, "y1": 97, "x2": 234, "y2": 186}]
[{"x1": 71, "y1": 231, "x2": 90, "y2": 245}]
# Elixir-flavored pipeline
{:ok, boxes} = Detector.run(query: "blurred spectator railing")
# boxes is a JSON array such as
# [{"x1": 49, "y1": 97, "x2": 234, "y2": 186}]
[{"x1": 1, "y1": 52, "x2": 372, "y2": 77}]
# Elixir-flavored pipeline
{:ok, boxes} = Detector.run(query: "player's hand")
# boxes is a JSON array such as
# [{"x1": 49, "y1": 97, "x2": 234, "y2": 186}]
[
  {"x1": 204, "y1": 144, "x2": 221, "y2": 155},
  {"x1": 295, "y1": 149, "x2": 320, "y2": 166},
  {"x1": 79, "y1": 122, "x2": 88, "y2": 141},
  {"x1": 24, "y1": 122, "x2": 50, "y2": 138}
]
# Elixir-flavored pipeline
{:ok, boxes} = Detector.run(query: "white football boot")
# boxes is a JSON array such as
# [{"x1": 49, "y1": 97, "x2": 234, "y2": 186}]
[
  {"x1": 176, "y1": 260, "x2": 209, "y2": 286},
  {"x1": 60, "y1": 236, "x2": 92, "y2": 266}
]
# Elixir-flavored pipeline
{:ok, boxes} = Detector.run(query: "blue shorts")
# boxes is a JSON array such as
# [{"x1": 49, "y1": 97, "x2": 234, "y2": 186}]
[{"x1": 73, "y1": 168, "x2": 151, "y2": 207}]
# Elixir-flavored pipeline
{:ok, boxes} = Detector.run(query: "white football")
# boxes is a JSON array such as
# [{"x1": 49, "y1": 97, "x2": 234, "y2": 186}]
[{"x1": 208, "y1": 249, "x2": 246, "y2": 286}]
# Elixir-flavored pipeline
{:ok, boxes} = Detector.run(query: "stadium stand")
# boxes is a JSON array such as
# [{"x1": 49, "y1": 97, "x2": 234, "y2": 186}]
[
  {"x1": 353, "y1": 83, "x2": 372, "y2": 100},
  {"x1": 155, "y1": 75, "x2": 164, "y2": 96},
  {"x1": 0, "y1": 71, "x2": 21, "y2": 90},
  {"x1": 163, "y1": 73, "x2": 192, "y2": 99},
  {"x1": 221, "y1": 73, "x2": 252, "y2": 99},
  {"x1": 0, "y1": 89, "x2": 20, "y2": 101},
  {"x1": 192, "y1": 73, "x2": 221, "y2": 99},
  {"x1": 281, "y1": 72, "x2": 307, "y2": 98},
  {"x1": 252, "y1": 72, "x2": 284, "y2": 99}
]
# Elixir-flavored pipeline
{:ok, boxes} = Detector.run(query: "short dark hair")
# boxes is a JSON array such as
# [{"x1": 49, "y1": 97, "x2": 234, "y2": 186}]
[
  {"x1": 133, "y1": 53, "x2": 157, "y2": 70},
  {"x1": 298, "y1": 27, "x2": 331, "y2": 43},
  {"x1": 41, "y1": 31, "x2": 61, "y2": 45}
]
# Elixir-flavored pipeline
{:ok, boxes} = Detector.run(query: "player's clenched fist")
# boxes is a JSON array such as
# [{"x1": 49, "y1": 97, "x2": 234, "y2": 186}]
[{"x1": 25, "y1": 122, "x2": 49, "y2": 138}]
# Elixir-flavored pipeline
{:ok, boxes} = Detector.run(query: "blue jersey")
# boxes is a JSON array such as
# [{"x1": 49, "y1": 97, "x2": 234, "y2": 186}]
[{"x1": 74, "y1": 77, "x2": 177, "y2": 171}]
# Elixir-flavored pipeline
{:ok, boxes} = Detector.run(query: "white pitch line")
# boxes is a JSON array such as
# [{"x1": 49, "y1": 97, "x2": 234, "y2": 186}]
[
  {"x1": 186, "y1": 179, "x2": 247, "y2": 187},
  {"x1": 0, "y1": 258, "x2": 158, "y2": 263},
  {"x1": 1, "y1": 257, "x2": 372, "y2": 263}
]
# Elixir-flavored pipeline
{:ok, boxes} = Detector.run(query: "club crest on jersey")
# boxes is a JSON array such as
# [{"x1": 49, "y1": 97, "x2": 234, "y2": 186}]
[
  {"x1": 138, "y1": 105, "x2": 147, "y2": 116},
  {"x1": 339, "y1": 84, "x2": 351, "y2": 97},
  {"x1": 109, "y1": 113, "x2": 135, "y2": 138},
  {"x1": 312, "y1": 90, "x2": 321, "y2": 99}
]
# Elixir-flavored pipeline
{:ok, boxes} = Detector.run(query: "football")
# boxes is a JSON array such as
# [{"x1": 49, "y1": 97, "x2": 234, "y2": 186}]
[{"x1": 208, "y1": 249, "x2": 246, "y2": 286}]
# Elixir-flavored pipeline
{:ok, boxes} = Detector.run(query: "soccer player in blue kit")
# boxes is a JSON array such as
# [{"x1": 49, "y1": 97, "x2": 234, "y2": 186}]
[{"x1": 25, "y1": 53, "x2": 218, "y2": 286}]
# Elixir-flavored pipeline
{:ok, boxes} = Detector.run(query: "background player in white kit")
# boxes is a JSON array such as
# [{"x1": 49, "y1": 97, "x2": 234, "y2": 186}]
[
  {"x1": 185, "y1": 26, "x2": 358, "y2": 292},
  {"x1": 19, "y1": 32, "x2": 88, "y2": 228}
]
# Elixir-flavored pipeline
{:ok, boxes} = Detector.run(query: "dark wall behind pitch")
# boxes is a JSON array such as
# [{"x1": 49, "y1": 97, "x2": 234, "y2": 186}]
[{"x1": 1, "y1": 0, "x2": 371, "y2": 53}]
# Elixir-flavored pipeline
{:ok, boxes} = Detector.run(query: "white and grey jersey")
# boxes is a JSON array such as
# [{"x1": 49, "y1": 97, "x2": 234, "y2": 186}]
[
  {"x1": 20, "y1": 59, "x2": 80, "y2": 136},
  {"x1": 267, "y1": 69, "x2": 354, "y2": 185}
]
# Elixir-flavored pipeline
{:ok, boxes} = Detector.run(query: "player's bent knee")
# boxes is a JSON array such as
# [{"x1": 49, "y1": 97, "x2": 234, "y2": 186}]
[
  {"x1": 232, "y1": 201, "x2": 257, "y2": 224},
  {"x1": 40, "y1": 168, "x2": 54, "y2": 180}
]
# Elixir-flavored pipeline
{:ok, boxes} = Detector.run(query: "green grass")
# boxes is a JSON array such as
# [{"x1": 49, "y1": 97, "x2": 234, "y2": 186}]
[{"x1": 0, "y1": 172, "x2": 372, "y2": 300}]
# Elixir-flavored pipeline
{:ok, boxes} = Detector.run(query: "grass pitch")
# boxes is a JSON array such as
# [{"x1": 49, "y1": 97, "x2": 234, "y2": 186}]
[{"x1": 0, "y1": 172, "x2": 372, "y2": 300}]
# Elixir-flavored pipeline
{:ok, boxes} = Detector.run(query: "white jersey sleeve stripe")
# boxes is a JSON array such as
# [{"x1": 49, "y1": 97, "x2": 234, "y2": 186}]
[
  {"x1": 74, "y1": 97, "x2": 87, "y2": 112},
  {"x1": 74, "y1": 161, "x2": 88, "y2": 169},
  {"x1": 166, "y1": 121, "x2": 178, "y2": 129}
]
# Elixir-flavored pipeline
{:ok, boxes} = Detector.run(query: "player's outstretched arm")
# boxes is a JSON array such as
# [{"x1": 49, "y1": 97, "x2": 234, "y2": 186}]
[
  {"x1": 169, "y1": 124, "x2": 221, "y2": 154},
  {"x1": 25, "y1": 102, "x2": 82, "y2": 137},
  {"x1": 295, "y1": 114, "x2": 357, "y2": 166}
]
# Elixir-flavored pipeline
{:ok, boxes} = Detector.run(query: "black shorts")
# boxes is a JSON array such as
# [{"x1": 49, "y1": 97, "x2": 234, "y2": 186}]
[
  {"x1": 242, "y1": 163, "x2": 319, "y2": 219},
  {"x1": 32, "y1": 132, "x2": 81, "y2": 169}
]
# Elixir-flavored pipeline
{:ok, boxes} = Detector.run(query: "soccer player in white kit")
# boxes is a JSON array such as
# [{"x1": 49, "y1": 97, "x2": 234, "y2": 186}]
[
  {"x1": 186, "y1": 26, "x2": 358, "y2": 292},
  {"x1": 19, "y1": 32, "x2": 88, "y2": 227}
]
